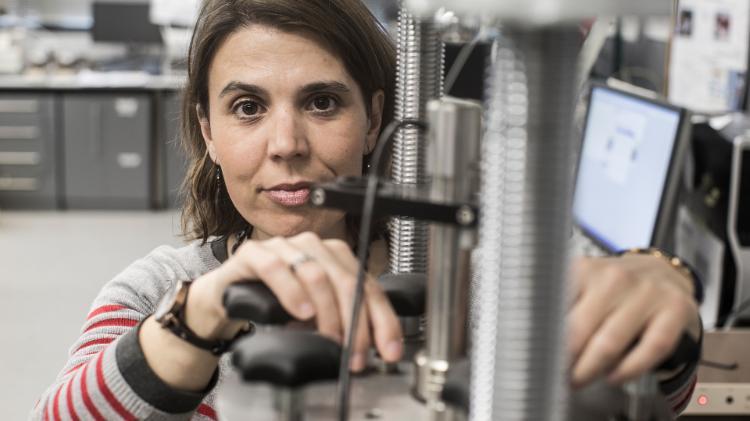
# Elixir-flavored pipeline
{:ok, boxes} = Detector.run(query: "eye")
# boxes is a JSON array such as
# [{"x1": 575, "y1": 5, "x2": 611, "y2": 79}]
[
  {"x1": 241, "y1": 101, "x2": 261, "y2": 116},
  {"x1": 232, "y1": 99, "x2": 265, "y2": 119},
  {"x1": 309, "y1": 95, "x2": 338, "y2": 114}
]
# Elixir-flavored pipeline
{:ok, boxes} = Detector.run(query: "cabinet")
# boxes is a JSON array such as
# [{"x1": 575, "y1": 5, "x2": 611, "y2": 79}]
[
  {"x1": 62, "y1": 93, "x2": 151, "y2": 209},
  {"x1": 0, "y1": 94, "x2": 58, "y2": 209}
]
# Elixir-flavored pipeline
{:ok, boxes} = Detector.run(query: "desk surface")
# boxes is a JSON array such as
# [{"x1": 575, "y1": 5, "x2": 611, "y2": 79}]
[{"x1": 0, "y1": 71, "x2": 185, "y2": 91}]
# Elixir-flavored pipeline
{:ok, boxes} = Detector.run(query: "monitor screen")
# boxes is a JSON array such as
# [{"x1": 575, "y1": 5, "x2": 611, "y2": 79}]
[
  {"x1": 91, "y1": 1, "x2": 162, "y2": 45},
  {"x1": 573, "y1": 85, "x2": 683, "y2": 252}
]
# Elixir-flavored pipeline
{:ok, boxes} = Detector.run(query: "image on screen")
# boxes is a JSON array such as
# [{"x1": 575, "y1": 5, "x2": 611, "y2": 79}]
[{"x1": 573, "y1": 86, "x2": 682, "y2": 252}]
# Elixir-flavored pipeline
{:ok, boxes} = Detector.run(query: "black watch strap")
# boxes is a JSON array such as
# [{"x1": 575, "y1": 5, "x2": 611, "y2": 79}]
[
  {"x1": 163, "y1": 317, "x2": 251, "y2": 356},
  {"x1": 159, "y1": 282, "x2": 253, "y2": 355}
]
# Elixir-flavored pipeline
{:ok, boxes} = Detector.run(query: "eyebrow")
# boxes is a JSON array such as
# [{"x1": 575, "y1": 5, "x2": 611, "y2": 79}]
[
  {"x1": 299, "y1": 81, "x2": 351, "y2": 96},
  {"x1": 218, "y1": 80, "x2": 351, "y2": 99},
  {"x1": 219, "y1": 82, "x2": 267, "y2": 98}
]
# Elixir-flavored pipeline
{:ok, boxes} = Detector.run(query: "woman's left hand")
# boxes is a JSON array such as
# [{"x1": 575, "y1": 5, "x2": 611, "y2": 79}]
[{"x1": 568, "y1": 253, "x2": 701, "y2": 387}]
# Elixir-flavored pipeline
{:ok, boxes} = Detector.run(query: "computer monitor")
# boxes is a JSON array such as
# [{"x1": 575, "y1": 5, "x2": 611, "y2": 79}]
[
  {"x1": 91, "y1": 1, "x2": 162, "y2": 45},
  {"x1": 573, "y1": 83, "x2": 690, "y2": 253}
]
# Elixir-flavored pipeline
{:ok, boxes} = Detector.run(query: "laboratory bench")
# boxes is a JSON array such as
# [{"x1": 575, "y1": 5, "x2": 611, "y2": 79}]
[{"x1": 0, "y1": 73, "x2": 187, "y2": 210}]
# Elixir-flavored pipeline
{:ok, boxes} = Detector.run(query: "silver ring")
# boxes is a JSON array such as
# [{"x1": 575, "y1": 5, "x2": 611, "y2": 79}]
[{"x1": 289, "y1": 253, "x2": 314, "y2": 274}]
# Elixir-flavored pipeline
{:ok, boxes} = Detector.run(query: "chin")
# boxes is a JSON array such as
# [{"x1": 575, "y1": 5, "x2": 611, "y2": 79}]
[{"x1": 250, "y1": 209, "x2": 341, "y2": 239}]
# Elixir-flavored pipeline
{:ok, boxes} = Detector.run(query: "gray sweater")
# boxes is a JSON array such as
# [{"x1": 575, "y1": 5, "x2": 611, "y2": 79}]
[{"x1": 31, "y1": 239, "x2": 698, "y2": 420}]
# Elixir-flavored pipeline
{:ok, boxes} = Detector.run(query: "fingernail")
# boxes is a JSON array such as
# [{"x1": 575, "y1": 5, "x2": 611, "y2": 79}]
[
  {"x1": 298, "y1": 302, "x2": 315, "y2": 319},
  {"x1": 386, "y1": 340, "x2": 403, "y2": 360},
  {"x1": 351, "y1": 353, "x2": 366, "y2": 371}
]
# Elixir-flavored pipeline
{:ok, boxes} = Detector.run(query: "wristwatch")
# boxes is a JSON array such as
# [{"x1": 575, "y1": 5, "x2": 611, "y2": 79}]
[{"x1": 155, "y1": 280, "x2": 252, "y2": 355}]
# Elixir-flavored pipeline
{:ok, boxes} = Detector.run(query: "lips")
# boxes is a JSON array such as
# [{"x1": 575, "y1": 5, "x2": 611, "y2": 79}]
[{"x1": 263, "y1": 181, "x2": 312, "y2": 207}]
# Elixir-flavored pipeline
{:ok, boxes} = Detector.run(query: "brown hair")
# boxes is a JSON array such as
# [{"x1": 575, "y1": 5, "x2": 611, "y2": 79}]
[{"x1": 179, "y1": 0, "x2": 396, "y2": 243}]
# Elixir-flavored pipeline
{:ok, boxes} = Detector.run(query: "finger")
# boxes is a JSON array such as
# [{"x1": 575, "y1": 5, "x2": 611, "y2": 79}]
[
  {"x1": 235, "y1": 241, "x2": 316, "y2": 320},
  {"x1": 567, "y1": 264, "x2": 631, "y2": 361},
  {"x1": 321, "y1": 250, "x2": 372, "y2": 370},
  {"x1": 322, "y1": 239, "x2": 403, "y2": 363},
  {"x1": 289, "y1": 234, "x2": 372, "y2": 371},
  {"x1": 571, "y1": 284, "x2": 653, "y2": 388},
  {"x1": 607, "y1": 298, "x2": 694, "y2": 384},
  {"x1": 263, "y1": 238, "x2": 343, "y2": 342},
  {"x1": 364, "y1": 278, "x2": 403, "y2": 362}
]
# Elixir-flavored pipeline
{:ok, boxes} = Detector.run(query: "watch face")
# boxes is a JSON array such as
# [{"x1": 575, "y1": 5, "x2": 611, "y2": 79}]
[{"x1": 155, "y1": 281, "x2": 181, "y2": 321}]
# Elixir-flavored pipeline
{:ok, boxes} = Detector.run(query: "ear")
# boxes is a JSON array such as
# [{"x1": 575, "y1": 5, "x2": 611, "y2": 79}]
[
  {"x1": 365, "y1": 90, "x2": 385, "y2": 154},
  {"x1": 197, "y1": 104, "x2": 218, "y2": 163}
]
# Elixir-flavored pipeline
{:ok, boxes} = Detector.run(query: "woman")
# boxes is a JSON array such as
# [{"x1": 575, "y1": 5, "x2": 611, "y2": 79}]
[{"x1": 33, "y1": 0, "x2": 701, "y2": 419}]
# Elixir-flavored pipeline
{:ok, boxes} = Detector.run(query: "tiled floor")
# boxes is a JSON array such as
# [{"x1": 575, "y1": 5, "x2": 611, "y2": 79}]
[{"x1": 0, "y1": 211, "x2": 183, "y2": 419}]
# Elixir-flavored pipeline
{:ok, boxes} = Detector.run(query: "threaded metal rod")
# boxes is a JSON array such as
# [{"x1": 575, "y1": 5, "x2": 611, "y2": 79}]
[
  {"x1": 470, "y1": 27, "x2": 580, "y2": 421},
  {"x1": 389, "y1": 7, "x2": 444, "y2": 274}
]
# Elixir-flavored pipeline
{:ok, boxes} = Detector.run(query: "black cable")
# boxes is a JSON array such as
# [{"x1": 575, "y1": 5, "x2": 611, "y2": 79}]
[
  {"x1": 336, "y1": 119, "x2": 427, "y2": 421},
  {"x1": 699, "y1": 358, "x2": 738, "y2": 371}
]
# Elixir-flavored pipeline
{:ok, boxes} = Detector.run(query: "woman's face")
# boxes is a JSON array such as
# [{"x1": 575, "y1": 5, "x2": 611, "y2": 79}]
[{"x1": 200, "y1": 25, "x2": 384, "y2": 240}]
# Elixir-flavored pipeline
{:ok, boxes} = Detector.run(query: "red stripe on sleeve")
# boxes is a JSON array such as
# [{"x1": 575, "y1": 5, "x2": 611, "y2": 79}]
[
  {"x1": 66, "y1": 376, "x2": 80, "y2": 421},
  {"x1": 87, "y1": 305, "x2": 128, "y2": 320},
  {"x1": 79, "y1": 361, "x2": 105, "y2": 421},
  {"x1": 197, "y1": 404, "x2": 218, "y2": 420},
  {"x1": 52, "y1": 384, "x2": 63, "y2": 421},
  {"x1": 66, "y1": 363, "x2": 85, "y2": 376},
  {"x1": 672, "y1": 375, "x2": 698, "y2": 414},
  {"x1": 43, "y1": 400, "x2": 49, "y2": 421},
  {"x1": 95, "y1": 350, "x2": 137, "y2": 421},
  {"x1": 84, "y1": 318, "x2": 139, "y2": 333},
  {"x1": 74, "y1": 337, "x2": 115, "y2": 353}
]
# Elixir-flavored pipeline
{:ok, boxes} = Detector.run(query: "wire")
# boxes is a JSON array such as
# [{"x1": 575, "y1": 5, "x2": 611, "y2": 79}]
[
  {"x1": 336, "y1": 118, "x2": 427, "y2": 421},
  {"x1": 699, "y1": 358, "x2": 738, "y2": 371}
]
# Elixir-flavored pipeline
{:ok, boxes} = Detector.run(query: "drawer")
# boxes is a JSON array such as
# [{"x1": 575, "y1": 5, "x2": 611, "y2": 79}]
[
  {"x1": 0, "y1": 95, "x2": 53, "y2": 127},
  {"x1": 0, "y1": 125, "x2": 40, "y2": 140},
  {"x1": 0, "y1": 151, "x2": 41, "y2": 166},
  {"x1": 0, "y1": 98, "x2": 41, "y2": 114},
  {"x1": 0, "y1": 161, "x2": 49, "y2": 177},
  {"x1": 0, "y1": 138, "x2": 44, "y2": 154},
  {"x1": 0, "y1": 176, "x2": 38, "y2": 192}
]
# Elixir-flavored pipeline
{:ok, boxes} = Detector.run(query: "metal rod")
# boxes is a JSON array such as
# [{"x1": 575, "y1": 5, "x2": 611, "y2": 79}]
[{"x1": 470, "y1": 26, "x2": 580, "y2": 421}]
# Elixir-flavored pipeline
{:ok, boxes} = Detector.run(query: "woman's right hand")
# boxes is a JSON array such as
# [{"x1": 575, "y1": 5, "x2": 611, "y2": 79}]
[{"x1": 184, "y1": 232, "x2": 404, "y2": 371}]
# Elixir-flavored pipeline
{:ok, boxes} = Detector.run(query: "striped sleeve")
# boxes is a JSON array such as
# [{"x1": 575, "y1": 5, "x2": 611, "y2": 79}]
[
  {"x1": 30, "y1": 245, "x2": 222, "y2": 420},
  {"x1": 661, "y1": 358, "x2": 700, "y2": 416},
  {"x1": 30, "y1": 304, "x2": 159, "y2": 420}
]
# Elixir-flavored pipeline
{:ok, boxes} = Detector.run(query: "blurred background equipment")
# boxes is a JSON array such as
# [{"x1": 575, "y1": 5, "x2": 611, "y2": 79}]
[
  {"x1": 1, "y1": 0, "x2": 750, "y2": 420},
  {"x1": 669, "y1": 0, "x2": 750, "y2": 114},
  {"x1": 676, "y1": 114, "x2": 750, "y2": 329}
]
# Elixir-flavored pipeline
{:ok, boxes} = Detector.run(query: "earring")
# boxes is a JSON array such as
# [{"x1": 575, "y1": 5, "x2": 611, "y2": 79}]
[{"x1": 215, "y1": 166, "x2": 223, "y2": 190}]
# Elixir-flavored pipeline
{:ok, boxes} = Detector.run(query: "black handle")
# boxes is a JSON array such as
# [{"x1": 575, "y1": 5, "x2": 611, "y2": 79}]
[
  {"x1": 223, "y1": 281, "x2": 293, "y2": 325},
  {"x1": 232, "y1": 331, "x2": 341, "y2": 388},
  {"x1": 441, "y1": 358, "x2": 470, "y2": 414},
  {"x1": 656, "y1": 332, "x2": 701, "y2": 372},
  {"x1": 378, "y1": 273, "x2": 427, "y2": 317}
]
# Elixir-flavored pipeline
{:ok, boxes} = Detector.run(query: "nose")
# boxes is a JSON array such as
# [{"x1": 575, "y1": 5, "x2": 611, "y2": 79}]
[{"x1": 267, "y1": 107, "x2": 309, "y2": 162}]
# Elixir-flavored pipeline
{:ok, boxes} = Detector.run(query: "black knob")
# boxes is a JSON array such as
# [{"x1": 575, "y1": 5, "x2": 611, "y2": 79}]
[
  {"x1": 378, "y1": 273, "x2": 426, "y2": 317},
  {"x1": 656, "y1": 332, "x2": 701, "y2": 372},
  {"x1": 441, "y1": 358, "x2": 470, "y2": 413},
  {"x1": 223, "y1": 281, "x2": 292, "y2": 325},
  {"x1": 231, "y1": 331, "x2": 341, "y2": 388}
]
